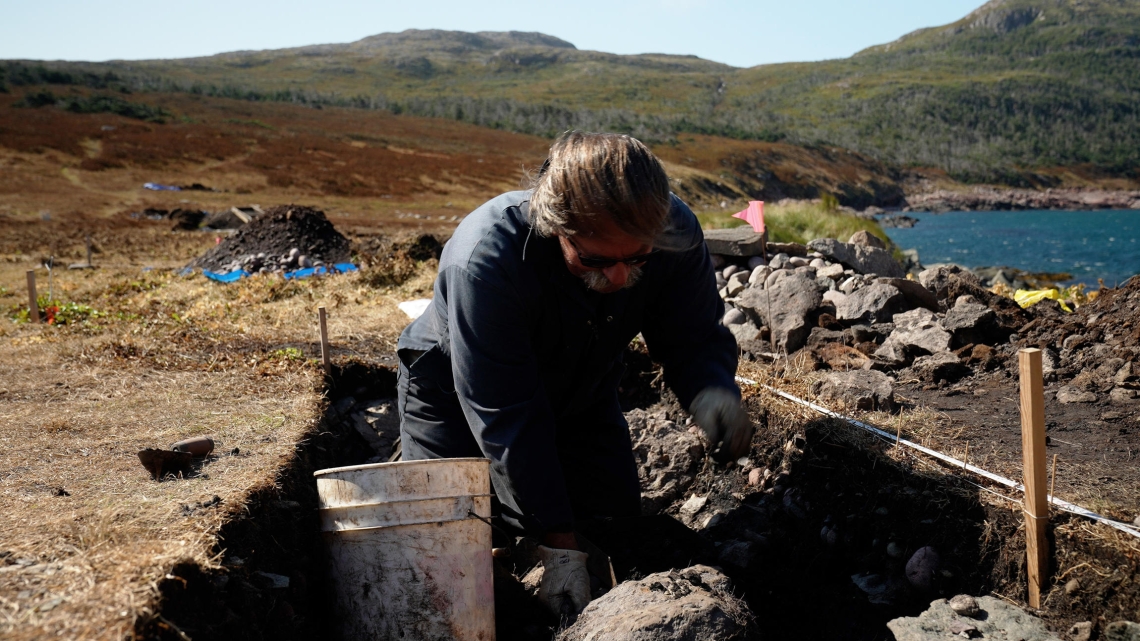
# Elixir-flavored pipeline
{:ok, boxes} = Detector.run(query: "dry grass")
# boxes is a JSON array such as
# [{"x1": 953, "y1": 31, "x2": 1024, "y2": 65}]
[{"x1": 0, "y1": 215, "x2": 438, "y2": 639}]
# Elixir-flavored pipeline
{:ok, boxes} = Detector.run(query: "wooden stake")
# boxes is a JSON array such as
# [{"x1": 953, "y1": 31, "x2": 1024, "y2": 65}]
[
  {"x1": 1018, "y1": 348, "x2": 1050, "y2": 609},
  {"x1": 26, "y1": 270, "x2": 39, "y2": 323},
  {"x1": 318, "y1": 307, "x2": 331, "y2": 375},
  {"x1": 85, "y1": 235, "x2": 93, "y2": 266}
]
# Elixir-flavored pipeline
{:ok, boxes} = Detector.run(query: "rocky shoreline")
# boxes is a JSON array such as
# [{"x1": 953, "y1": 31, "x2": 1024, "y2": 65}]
[{"x1": 902, "y1": 187, "x2": 1140, "y2": 213}]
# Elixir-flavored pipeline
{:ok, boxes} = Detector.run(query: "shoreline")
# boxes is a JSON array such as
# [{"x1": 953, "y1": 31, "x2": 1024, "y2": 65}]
[{"x1": 901, "y1": 187, "x2": 1140, "y2": 213}]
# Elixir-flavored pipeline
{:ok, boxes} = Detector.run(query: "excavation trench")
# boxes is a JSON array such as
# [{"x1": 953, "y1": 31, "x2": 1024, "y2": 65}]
[{"x1": 135, "y1": 354, "x2": 1123, "y2": 641}]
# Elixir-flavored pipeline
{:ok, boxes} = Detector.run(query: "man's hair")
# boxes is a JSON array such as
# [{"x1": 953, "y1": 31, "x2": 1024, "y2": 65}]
[{"x1": 529, "y1": 131, "x2": 671, "y2": 244}]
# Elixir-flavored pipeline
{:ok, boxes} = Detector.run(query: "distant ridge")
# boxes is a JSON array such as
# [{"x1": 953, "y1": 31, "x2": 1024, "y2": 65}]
[{"x1": 3, "y1": 0, "x2": 1139, "y2": 183}]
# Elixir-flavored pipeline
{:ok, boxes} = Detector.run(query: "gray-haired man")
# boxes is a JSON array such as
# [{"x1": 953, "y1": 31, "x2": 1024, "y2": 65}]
[{"x1": 396, "y1": 131, "x2": 753, "y2": 616}]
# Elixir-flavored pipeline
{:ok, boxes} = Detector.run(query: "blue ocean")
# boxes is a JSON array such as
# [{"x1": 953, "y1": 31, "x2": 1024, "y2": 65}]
[{"x1": 882, "y1": 210, "x2": 1140, "y2": 287}]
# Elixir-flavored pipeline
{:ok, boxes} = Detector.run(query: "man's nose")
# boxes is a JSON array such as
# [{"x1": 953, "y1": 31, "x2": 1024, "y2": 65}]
[{"x1": 602, "y1": 262, "x2": 629, "y2": 287}]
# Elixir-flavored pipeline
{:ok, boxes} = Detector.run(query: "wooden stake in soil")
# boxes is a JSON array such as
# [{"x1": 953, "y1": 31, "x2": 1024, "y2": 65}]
[
  {"x1": 1018, "y1": 348, "x2": 1050, "y2": 609},
  {"x1": 318, "y1": 307, "x2": 331, "y2": 375},
  {"x1": 26, "y1": 270, "x2": 39, "y2": 323}
]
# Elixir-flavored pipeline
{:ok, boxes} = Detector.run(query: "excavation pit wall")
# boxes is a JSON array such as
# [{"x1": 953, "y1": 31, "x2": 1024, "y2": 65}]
[{"x1": 135, "y1": 358, "x2": 1139, "y2": 641}]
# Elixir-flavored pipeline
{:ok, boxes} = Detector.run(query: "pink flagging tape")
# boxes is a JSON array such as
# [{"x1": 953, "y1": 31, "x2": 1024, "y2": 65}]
[{"x1": 735, "y1": 376, "x2": 1140, "y2": 540}]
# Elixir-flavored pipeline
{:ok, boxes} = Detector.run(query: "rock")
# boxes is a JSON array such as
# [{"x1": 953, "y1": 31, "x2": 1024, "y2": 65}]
[
  {"x1": 680, "y1": 495, "x2": 708, "y2": 518},
  {"x1": 1117, "y1": 361, "x2": 1138, "y2": 384},
  {"x1": 905, "y1": 546, "x2": 940, "y2": 591},
  {"x1": 835, "y1": 283, "x2": 907, "y2": 324},
  {"x1": 722, "y1": 308, "x2": 747, "y2": 326},
  {"x1": 717, "y1": 541, "x2": 755, "y2": 568},
  {"x1": 722, "y1": 264, "x2": 741, "y2": 278},
  {"x1": 918, "y1": 264, "x2": 980, "y2": 299},
  {"x1": 849, "y1": 230, "x2": 887, "y2": 249},
  {"x1": 736, "y1": 271, "x2": 822, "y2": 353},
  {"x1": 851, "y1": 573, "x2": 909, "y2": 606},
  {"x1": 1109, "y1": 387, "x2": 1138, "y2": 403},
  {"x1": 789, "y1": 256, "x2": 809, "y2": 268},
  {"x1": 747, "y1": 265, "x2": 770, "y2": 286},
  {"x1": 725, "y1": 275, "x2": 747, "y2": 298},
  {"x1": 1064, "y1": 578, "x2": 1080, "y2": 595},
  {"x1": 1105, "y1": 621, "x2": 1140, "y2": 641},
  {"x1": 911, "y1": 353, "x2": 971, "y2": 384},
  {"x1": 807, "y1": 326, "x2": 845, "y2": 347},
  {"x1": 822, "y1": 289, "x2": 847, "y2": 308},
  {"x1": 888, "y1": 596, "x2": 1062, "y2": 641},
  {"x1": 878, "y1": 277, "x2": 940, "y2": 312},
  {"x1": 949, "y1": 594, "x2": 981, "y2": 618},
  {"x1": 1057, "y1": 386, "x2": 1097, "y2": 404},
  {"x1": 704, "y1": 227, "x2": 766, "y2": 257},
  {"x1": 1069, "y1": 621, "x2": 1092, "y2": 641},
  {"x1": 817, "y1": 263, "x2": 846, "y2": 280},
  {"x1": 886, "y1": 541, "x2": 904, "y2": 558},
  {"x1": 809, "y1": 258, "x2": 826, "y2": 268},
  {"x1": 729, "y1": 321, "x2": 765, "y2": 353},
  {"x1": 876, "y1": 308, "x2": 953, "y2": 365},
  {"x1": 807, "y1": 238, "x2": 906, "y2": 278},
  {"x1": 943, "y1": 297, "x2": 999, "y2": 347},
  {"x1": 747, "y1": 256, "x2": 766, "y2": 269},
  {"x1": 747, "y1": 468, "x2": 764, "y2": 486},
  {"x1": 812, "y1": 370, "x2": 896, "y2": 412},
  {"x1": 814, "y1": 343, "x2": 872, "y2": 371},
  {"x1": 629, "y1": 409, "x2": 705, "y2": 515},
  {"x1": 298, "y1": 255, "x2": 313, "y2": 268},
  {"x1": 556, "y1": 565, "x2": 753, "y2": 641}
]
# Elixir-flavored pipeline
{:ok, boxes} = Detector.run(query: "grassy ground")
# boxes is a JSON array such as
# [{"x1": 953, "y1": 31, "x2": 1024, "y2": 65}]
[{"x1": 696, "y1": 199, "x2": 892, "y2": 246}]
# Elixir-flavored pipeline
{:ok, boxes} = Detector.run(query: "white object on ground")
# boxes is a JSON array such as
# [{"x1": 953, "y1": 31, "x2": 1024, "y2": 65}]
[{"x1": 398, "y1": 299, "x2": 432, "y2": 320}]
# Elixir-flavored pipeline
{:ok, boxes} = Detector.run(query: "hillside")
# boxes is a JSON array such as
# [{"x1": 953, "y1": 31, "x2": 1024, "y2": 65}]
[{"x1": 2, "y1": 0, "x2": 1139, "y2": 183}]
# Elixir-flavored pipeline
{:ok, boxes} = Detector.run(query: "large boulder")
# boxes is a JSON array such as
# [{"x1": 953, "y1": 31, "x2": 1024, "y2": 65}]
[
  {"x1": 812, "y1": 370, "x2": 896, "y2": 412},
  {"x1": 888, "y1": 596, "x2": 1061, "y2": 641},
  {"x1": 911, "y1": 353, "x2": 971, "y2": 384},
  {"x1": 918, "y1": 264, "x2": 979, "y2": 297},
  {"x1": 849, "y1": 230, "x2": 887, "y2": 249},
  {"x1": 704, "y1": 227, "x2": 766, "y2": 257},
  {"x1": 877, "y1": 277, "x2": 940, "y2": 312},
  {"x1": 942, "y1": 295, "x2": 999, "y2": 347},
  {"x1": 876, "y1": 308, "x2": 953, "y2": 365},
  {"x1": 835, "y1": 283, "x2": 908, "y2": 325},
  {"x1": 557, "y1": 565, "x2": 753, "y2": 641},
  {"x1": 808, "y1": 238, "x2": 906, "y2": 278},
  {"x1": 628, "y1": 409, "x2": 705, "y2": 515},
  {"x1": 737, "y1": 270, "x2": 822, "y2": 353}
]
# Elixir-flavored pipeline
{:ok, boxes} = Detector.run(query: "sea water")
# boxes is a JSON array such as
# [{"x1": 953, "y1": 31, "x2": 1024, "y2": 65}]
[{"x1": 882, "y1": 210, "x2": 1140, "y2": 286}]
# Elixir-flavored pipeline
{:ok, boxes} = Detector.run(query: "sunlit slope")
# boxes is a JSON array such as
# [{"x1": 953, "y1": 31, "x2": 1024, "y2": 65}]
[{"x1": 4, "y1": 0, "x2": 1139, "y2": 178}]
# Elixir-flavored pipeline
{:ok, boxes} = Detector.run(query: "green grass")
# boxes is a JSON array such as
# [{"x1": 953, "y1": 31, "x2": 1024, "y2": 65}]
[{"x1": 697, "y1": 201, "x2": 890, "y2": 246}]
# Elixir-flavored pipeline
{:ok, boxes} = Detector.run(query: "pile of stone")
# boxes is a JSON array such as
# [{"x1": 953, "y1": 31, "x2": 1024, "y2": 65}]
[
  {"x1": 1017, "y1": 274, "x2": 1140, "y2": 406},
  {"x1": 705, "y1": 227, "x2": 1035, "y2": 410}
]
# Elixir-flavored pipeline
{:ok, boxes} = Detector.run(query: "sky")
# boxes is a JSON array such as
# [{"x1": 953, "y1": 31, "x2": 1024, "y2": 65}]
[{"x1": 1, "y1": 0, "x2": 986, "y2": 68}]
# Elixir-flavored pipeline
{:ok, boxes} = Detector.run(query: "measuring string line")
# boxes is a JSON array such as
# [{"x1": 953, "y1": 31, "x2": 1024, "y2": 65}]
[{"x1": 736, "y1": 376, "x2": 1140, "y2": 540}]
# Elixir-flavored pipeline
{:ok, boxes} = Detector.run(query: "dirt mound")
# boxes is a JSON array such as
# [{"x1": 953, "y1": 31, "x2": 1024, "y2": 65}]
[{"x1": 186, "y1": 205, "x2": 351, "y2": 274}]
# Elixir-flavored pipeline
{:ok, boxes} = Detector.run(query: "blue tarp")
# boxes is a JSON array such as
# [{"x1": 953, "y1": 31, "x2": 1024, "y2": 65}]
[
  {"x1": 284, "y1": 263, "x2": 359, "y2": 280},
  {"x1": 203, "y1": 269, "x2": 251, "y2": 283},
  {"x1": 198, "y1": 263, "x2": 358, "y2": 283},
  {"x1": 143, "y1": 182, "x2": 182, "y2": 191}
]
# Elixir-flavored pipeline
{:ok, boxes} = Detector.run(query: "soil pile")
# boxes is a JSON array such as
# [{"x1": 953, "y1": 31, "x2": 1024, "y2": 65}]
[{"x1": 186, "y1": 205, "x2": 351, "y2": 274}]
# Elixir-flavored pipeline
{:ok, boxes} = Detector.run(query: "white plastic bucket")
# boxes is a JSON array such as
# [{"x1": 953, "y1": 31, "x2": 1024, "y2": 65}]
[{"x1": 315, "y1": 458, "x2": 495, "y2": 641}]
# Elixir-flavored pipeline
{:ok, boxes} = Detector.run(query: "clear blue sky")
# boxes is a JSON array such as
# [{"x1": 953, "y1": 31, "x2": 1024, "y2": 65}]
[{"x1": 1, "y1": 0, "x2": 986, "y2": 68}]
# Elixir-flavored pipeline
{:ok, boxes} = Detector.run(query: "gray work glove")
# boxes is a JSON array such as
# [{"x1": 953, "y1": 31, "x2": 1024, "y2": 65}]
[
  {"x1": 536, "y1": 545, "x2": 592, "y2": 617},
  {"x1": 689, "y1": 387, "x2": 754, "y2": 463}
]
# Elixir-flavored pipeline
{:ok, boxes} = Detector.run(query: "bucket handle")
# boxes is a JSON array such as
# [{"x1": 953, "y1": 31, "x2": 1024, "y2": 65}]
[{"x1": 319, "y1": 494, "x2": 493, "y2": 533}]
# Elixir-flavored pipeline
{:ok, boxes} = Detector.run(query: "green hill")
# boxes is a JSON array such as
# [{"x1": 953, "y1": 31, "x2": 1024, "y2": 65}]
[{"x1": 3, "y1": 0, "x2": 1139, "y2": 182}]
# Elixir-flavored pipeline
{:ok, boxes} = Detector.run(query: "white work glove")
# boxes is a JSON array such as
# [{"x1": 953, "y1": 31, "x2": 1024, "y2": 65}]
[
  {"x1": 689, "y1": 387, "x2": 754, "y2": 463},
  {"x1": 536, "y1": 545, "x2": 592, "y2": 617}
]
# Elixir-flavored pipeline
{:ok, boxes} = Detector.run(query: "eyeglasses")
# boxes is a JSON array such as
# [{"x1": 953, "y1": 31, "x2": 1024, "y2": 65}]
[{"x1": 567, "y1": 236, "x2": 658, "y2": 269}]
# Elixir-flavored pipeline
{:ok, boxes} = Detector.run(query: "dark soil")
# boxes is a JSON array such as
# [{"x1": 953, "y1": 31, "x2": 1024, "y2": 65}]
[{"x1": 187, "y1": 205, "x2": 351, "y2": 272}]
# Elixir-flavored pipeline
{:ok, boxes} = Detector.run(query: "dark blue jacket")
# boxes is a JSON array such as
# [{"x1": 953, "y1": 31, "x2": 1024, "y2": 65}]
[{"x1": 397, "y1": 190, "x2": 738, "y2": 533}]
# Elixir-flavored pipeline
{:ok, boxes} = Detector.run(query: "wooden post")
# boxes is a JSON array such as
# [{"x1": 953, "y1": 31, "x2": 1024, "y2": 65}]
[
  {"x1": 26, "y1": 270, "x2": 40, "y2": 323},
  {"x1": 85, "y1": 235, "x2": 93, "y2": 266},
  {"x1": 1019, "y1": 348, "x2": 1050, "y2": 609},
  {"x1": 318, "y1": 307, "x2": 331, "y2": 375}
]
